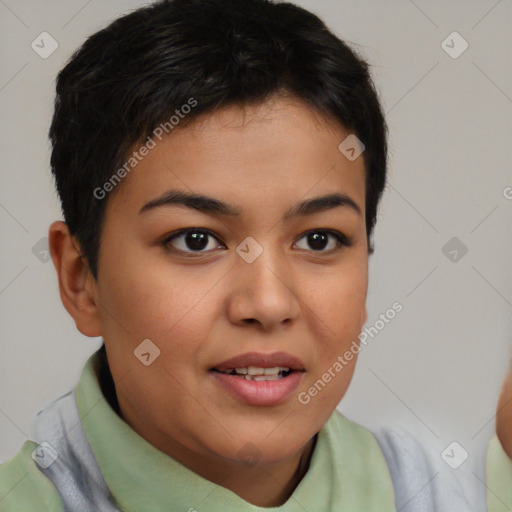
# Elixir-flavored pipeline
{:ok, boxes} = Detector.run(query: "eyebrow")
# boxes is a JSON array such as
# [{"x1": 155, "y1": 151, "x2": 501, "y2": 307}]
[{"x1": 139, "y1": 189, "x2": 362, "y2": 219}]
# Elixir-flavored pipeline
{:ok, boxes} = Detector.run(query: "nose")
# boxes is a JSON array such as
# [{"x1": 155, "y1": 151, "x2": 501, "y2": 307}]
[{"x1": 226, "y1": 246, "x2": 300, "y2": 331}]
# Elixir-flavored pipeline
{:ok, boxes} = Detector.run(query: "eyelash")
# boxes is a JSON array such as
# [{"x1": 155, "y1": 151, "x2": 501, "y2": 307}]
[{"x1": 160, "y1": 228, "x2": 352, "y2": 257}]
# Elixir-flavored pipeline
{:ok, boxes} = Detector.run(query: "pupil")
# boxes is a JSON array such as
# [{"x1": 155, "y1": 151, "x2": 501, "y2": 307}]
[
  {"x1": 186, "y1": 231, "x2": 208, "y2": 251},
  {"x1": 308, "y1": 232, "x2": 327, "y2": 250}
]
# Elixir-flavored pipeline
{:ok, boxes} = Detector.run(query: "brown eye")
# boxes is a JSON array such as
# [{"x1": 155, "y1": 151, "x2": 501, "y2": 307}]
[
  {"x1": 162, "y1": 228, "x2": 225, "y2": 254},
  {"x1": 294, "y1": 230, "x2": 351, "y2": 253}
]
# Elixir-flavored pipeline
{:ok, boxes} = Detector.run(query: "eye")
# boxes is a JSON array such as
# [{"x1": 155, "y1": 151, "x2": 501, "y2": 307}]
[
  {"x1": 161, "y1": 228, "x2": 351, "y2": 257},
  {"x1": 294, "y1": 230, "x2": 351, "y2": 253},
  {"x1": 162, "y1": 228, "x2": 225, "y2": 255}
]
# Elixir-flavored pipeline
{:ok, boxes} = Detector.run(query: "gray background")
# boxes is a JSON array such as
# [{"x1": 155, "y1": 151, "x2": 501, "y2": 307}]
[{"x1": 1, "y1": 0, "x2": 511, "y2": 491}]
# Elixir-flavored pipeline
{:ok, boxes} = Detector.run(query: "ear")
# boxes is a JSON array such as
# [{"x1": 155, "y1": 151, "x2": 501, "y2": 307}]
[{"x1": 48, "y1": 221, "x2": 102, "y2": 337}]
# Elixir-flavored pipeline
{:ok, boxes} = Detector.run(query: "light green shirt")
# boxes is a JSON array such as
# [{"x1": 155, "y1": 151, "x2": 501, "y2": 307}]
[
  {"x1": 487, "y1": 435, "x2": 512, "y2": 512},
  {"x1": 0, "y1": 350, "x2": 396, "y2": 511}
]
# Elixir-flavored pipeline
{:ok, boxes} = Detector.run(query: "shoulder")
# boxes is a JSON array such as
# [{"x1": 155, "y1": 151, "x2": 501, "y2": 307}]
[
  {"x1": 372, "y1": 426, "x2": 434, "y2": 474},
  {"x1": 322, "y1": 410, "x2": 396, "y2": 511},
  {"x1": 326, "y1": 411, "x2": 399, "y2": 487},
  {"x1": 327, "y1": 408, "x2": 382, "y2": 446},
  {"x1": 372, "y1": 426, "x2": 478, "y2": 512},
  {"x1": 327, "y1": 409, "x2": 393, "y2": 469},
  {"x1": 328, "y1": 414, "x2": 479, "y2": 511},
  {"x1": 0, "y1": 441, "x2": 64, "y2": 511}
]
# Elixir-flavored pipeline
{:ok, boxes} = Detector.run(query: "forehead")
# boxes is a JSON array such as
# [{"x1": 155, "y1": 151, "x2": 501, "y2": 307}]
[{"x1": 106, "y1": 96, "x2": 366, "y2": 220}]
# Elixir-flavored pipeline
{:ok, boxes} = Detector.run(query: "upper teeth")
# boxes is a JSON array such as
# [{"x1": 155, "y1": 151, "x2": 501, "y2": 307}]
[{"x1": 219, "y1": 366, "x2": 290, "y2": 375}]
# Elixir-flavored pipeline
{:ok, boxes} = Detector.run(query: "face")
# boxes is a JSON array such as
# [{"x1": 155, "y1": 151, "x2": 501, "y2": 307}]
[{"x1": 89, "y1": 95, "x2": 368, "y2": 467}]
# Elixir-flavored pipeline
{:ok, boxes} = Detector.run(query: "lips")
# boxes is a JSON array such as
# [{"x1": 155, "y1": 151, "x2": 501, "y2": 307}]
[
  {"x1": 209, "y1": 351, "x2": 306, "y2": 406},
  {"x1": 211, "y1": 351, "x2": 306, "y2": 372}
]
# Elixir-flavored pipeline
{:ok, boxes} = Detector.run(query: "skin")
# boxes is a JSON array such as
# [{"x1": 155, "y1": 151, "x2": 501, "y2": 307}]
[
  {"x1": 497, "y1": 372, "x2": 512, "y2": 457},
  {"x1": 49, "y1": 94, "x2": 369, "y2": 507}
]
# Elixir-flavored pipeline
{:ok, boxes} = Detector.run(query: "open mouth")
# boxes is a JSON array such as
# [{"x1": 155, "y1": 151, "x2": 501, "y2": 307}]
[
  {"x1": 209, "y1": 363, "x2": 305, "y2": 406},
  {"x1": 211, "y1": 367, "x2": 298, "y2": 381}
]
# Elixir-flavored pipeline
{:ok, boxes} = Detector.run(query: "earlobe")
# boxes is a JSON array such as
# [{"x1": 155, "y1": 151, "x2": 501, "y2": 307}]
[{"x1": 48, "y1": 221, "x2": 103, "y2": 337}]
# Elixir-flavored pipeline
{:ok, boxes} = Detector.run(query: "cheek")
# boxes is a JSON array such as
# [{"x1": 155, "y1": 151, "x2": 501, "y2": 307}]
[
  {"x1": 311, "y1": 265, "x2": 367, "y2": 325},
  {"x1": 304, "y1": 262, "x2": 368, "y2": 360},
  {"x1": 300, "y1": 271, "x2": 367, "y2": 414},
  {"x1": 97, "y1": 250, "x2": 223, "y2": 361}
]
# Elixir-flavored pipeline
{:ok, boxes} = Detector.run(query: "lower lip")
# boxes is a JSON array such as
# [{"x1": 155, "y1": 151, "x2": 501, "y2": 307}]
[{"x1": 210, "y1": 371, "x2": 304, "y2": 406}]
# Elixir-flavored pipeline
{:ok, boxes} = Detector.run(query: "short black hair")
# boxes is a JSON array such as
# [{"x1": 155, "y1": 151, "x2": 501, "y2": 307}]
[{"x1": 49, "y1": 0, "x2": 388, "y2": 279}]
